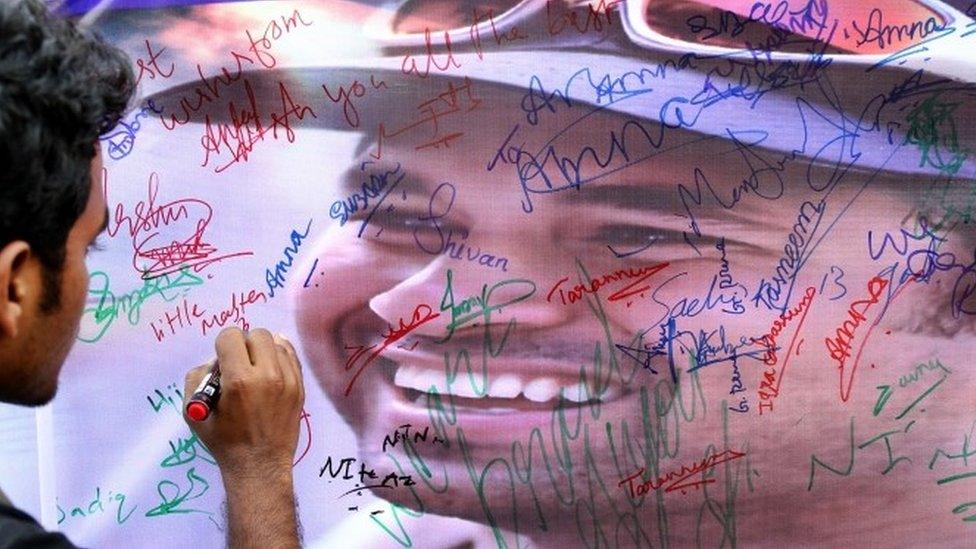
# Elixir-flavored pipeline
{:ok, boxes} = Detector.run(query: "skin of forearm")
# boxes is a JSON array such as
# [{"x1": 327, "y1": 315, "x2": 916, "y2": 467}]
[{"x1": 222, "y1": 470, "x2": 301, "y2": 549}]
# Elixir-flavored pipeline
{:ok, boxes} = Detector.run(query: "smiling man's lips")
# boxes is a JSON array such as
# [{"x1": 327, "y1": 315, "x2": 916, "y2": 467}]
[
  {"x1": 338, "y1": 313, "x2": 639, "y2": 417},
  {"x1": 393, "y1": 363, "x2": 621, "y2": 404},
  {"x1": 373, "y1": 339, "x2": 629, "y2": 415}
]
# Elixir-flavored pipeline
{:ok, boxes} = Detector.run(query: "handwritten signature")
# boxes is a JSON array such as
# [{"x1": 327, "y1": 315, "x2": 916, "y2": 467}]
[
  {"x1": 161, "y1": 433, "x2": 215, "y2": 468},
  {"x1": 546, "y1": 262, "x2": 669, "y2": 306},
  {"x1": 79, "y1": 268, "x2": 204, "y2": 343},
  {"x1": 99, "y1": 99, "x2": 164, "y2": 160},
  {"x1": 344, "y1": 304, "x2": 441, "y2": 396},
  {"x1": 618, "y1": 450, "x2": 747, "y2": 496},
  {"x1": 200, "y1": 79, "x2": 317, "y2": 173},
  {"x1": 106, "y1": 170, "x2": 252, "y2": 279},
  {"x1": 439, "y1": 269, "x2": 537, "y2": 342},
  {"x1": 145, "y1": 467, "x2": 211, "y2": 517}
]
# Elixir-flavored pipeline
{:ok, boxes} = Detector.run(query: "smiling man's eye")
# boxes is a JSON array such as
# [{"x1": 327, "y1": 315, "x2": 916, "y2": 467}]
[
  {"x1": 370, "y1": 209, "x2": 428, "y2": 232},
  {"x1": 597, "y1": 224, "x2": 671, "y2": 248},
  {"x1": 370, "y1": 209, "x2": 466, "y2": 236},
  {"x1": 596, "y1": 224, "x2": 727, "y2": 259}
]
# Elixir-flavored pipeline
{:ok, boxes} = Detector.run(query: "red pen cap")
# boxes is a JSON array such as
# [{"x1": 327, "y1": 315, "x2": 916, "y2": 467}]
[{"x1": 186, "y1": 401, "x2": 210, "y2": 422}]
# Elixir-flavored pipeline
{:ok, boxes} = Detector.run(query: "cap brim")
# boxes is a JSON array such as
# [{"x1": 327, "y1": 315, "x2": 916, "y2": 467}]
[{"x1": 145, "y1": 46, "x2": 974, "y2": 176}]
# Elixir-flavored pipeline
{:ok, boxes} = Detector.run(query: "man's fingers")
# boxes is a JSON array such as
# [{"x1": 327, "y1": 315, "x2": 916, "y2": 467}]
[
  {"x1": 274, "y1": 333, "x2": 304, "y2": 397},
  {"x1": 274, "y1": 343, "x2": 294, "y2": 386},
  {"x1": 272, "y1": 334, "x2": 297, "y2": 379},
  {"x1": 182, "y1": 360, "x2": 216, "y2": 422},
  {"x1": 215, "y1": 328, "x2": 251, "y2": 375},
  {"x1": 245, "y1": 328, "x2": 281, "y2": 374},
  {"x1": 274, "y1": 333, "x2": 300, "y2": 369},
  {"x1": 183, "y1": 361, "x2": 214, "y2": 400},
  {"x1": 274, "y1": 332, "x2": 297, "y2": 357}
]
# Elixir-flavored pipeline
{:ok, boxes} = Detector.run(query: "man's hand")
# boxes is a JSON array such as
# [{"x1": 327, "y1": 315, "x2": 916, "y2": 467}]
[{"x1": 183, "y1": 327, "x2": 305, "y2": 549}]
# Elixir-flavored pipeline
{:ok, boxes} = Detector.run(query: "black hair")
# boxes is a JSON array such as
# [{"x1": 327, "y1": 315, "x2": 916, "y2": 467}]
[{"x1": 0, "y1": 0, "x2": 134, "y2": 311}]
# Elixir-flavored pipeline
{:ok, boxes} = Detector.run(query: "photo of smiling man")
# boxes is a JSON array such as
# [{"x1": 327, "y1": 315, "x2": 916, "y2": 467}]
[
  {"x1": 87, "y1": 0, "x2": 976, "y2": 545},
  {"x1": 283, "y1": 1, "x2": 976, "y2": 547}
]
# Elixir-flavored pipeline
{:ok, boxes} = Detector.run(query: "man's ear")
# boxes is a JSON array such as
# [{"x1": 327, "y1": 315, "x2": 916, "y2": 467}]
[{"x1": 0, "y1": 241, "x2": 34, "y2": 339}]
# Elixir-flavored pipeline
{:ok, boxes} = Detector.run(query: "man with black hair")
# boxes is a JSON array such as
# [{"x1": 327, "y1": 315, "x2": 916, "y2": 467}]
[{"x1": 0, "y1": 1, "x2": 305, "y2": 547}]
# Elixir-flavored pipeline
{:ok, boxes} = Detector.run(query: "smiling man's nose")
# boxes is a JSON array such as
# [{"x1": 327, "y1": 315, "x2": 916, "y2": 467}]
[{"x1": 368, "y1": 255, "x2": 571, "y2": 337}]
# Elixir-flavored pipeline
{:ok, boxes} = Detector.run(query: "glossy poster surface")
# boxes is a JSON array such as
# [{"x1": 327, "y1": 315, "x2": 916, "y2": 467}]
[{"x1": 6, "y1": 0, "x2": 976, "y2": 546}]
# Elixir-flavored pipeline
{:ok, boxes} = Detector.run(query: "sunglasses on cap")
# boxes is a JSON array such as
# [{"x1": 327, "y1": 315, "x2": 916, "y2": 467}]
[{"x1": 362, "y1": 0, "x2": 971, "y2": 63}]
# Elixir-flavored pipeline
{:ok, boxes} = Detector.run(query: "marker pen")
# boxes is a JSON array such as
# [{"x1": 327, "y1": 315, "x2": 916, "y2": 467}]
[{"x1": 185, "y1": 362, "x2": 220, "y2": 422}]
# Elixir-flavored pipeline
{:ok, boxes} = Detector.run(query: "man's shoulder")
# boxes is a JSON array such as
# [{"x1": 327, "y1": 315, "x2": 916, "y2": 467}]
[{"x1": 0, "y1": 501, "x2": 77, "y2": 549}]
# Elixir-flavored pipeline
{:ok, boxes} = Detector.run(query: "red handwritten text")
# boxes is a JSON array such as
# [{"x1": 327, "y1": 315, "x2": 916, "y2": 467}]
[
  {"x1": 104, "y1": 170, "x2": 252, "y2": 278},
  {"x1": 158, "y1": 10, "x2": 313, "y2": 131},
  {"x1": 752, "y1": 286, "x2": 816, "y2": 415},
  {"x1": 401, "y1": 6, "x2": 532, "y2": 79},
  {"x1": 468, "y1": 6, "x2": 530, "y2": 56},
  {"x1": 200, "y1": 289, "x2": 268, "y2": 335},
  {"x1": 401, "y1": 29, "x2": 463, "y2": 79},
  {"x1": 200, "y1": 80, "x2": 317, "y2": 173},
  {"x1": 618, "y1": 450, "x2": 747, "y2": 497},
  {"x1": 825, "y1": 276, "x2": 888, "y2": 402},
  {"x1": 134, "y1": 39, "x2": 175, "y2": 86},
  {"x1": 371, "y1": 77, "x2": 481, "y2": 159},
  {"x1": 546, "y1": 0, "x2": 621, "y2": 37},
  {"x1": 829, "y1": 276, "x2": 915, "y2": 402},
  {"x1": 322, "y1": 75, "x2": 387, "y2": 128},
  {"x1": 546, "y1": 263, "x2": 670, "y2": 305},
  {"x1": 344, "y1": 304, "x2": 440, "y2": 396}
]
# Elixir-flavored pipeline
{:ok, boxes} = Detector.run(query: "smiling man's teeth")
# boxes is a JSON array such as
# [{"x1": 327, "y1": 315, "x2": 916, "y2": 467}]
[
  {"x1": 392, "y1": 366, "x2": 414, "y2": 387},
  {"x1": 564, "y1": 382, "x2": 591, "y2": 403},
  {"x1": 523, "y1": 378, "x2": 559, "y2": 402},
  {"x1": 488, "y1": 374, "x2": 521, "y2": 398},
  {"x1": 393, "y1": 365, "x2": 614, "y2": 403},
  {"x1": 451, "y1": 380, "x2": 482, "y2": 399},
  {"x1": 394, "y1": 366, "x2": 441, "y2": 393}
]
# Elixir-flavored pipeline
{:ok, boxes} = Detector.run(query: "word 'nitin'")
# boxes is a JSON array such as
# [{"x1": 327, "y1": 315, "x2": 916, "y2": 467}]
[
  {"x1": 319, "y1": 456, "x2": 416, "y2": 502},
  {"x1": 380, "y1": 423, "x2": 447, "y2": 453}
]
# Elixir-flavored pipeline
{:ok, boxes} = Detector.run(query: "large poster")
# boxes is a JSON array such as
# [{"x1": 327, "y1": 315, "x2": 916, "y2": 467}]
[{"x1": 6, "y1": 0, "x2": 976, "y2": 546}]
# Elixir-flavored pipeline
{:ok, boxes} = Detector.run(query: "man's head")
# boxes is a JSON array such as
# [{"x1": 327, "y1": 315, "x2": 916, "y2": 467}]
[
  {"x1": 89, "y1": 0, "x2": 970, "y2": 543},
  {"x1": 296, "y1": 69, "x2": 974, "y2": 541},
  {"x1": 0, "y1": 0, "x2": 134, "y2": 405}
]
